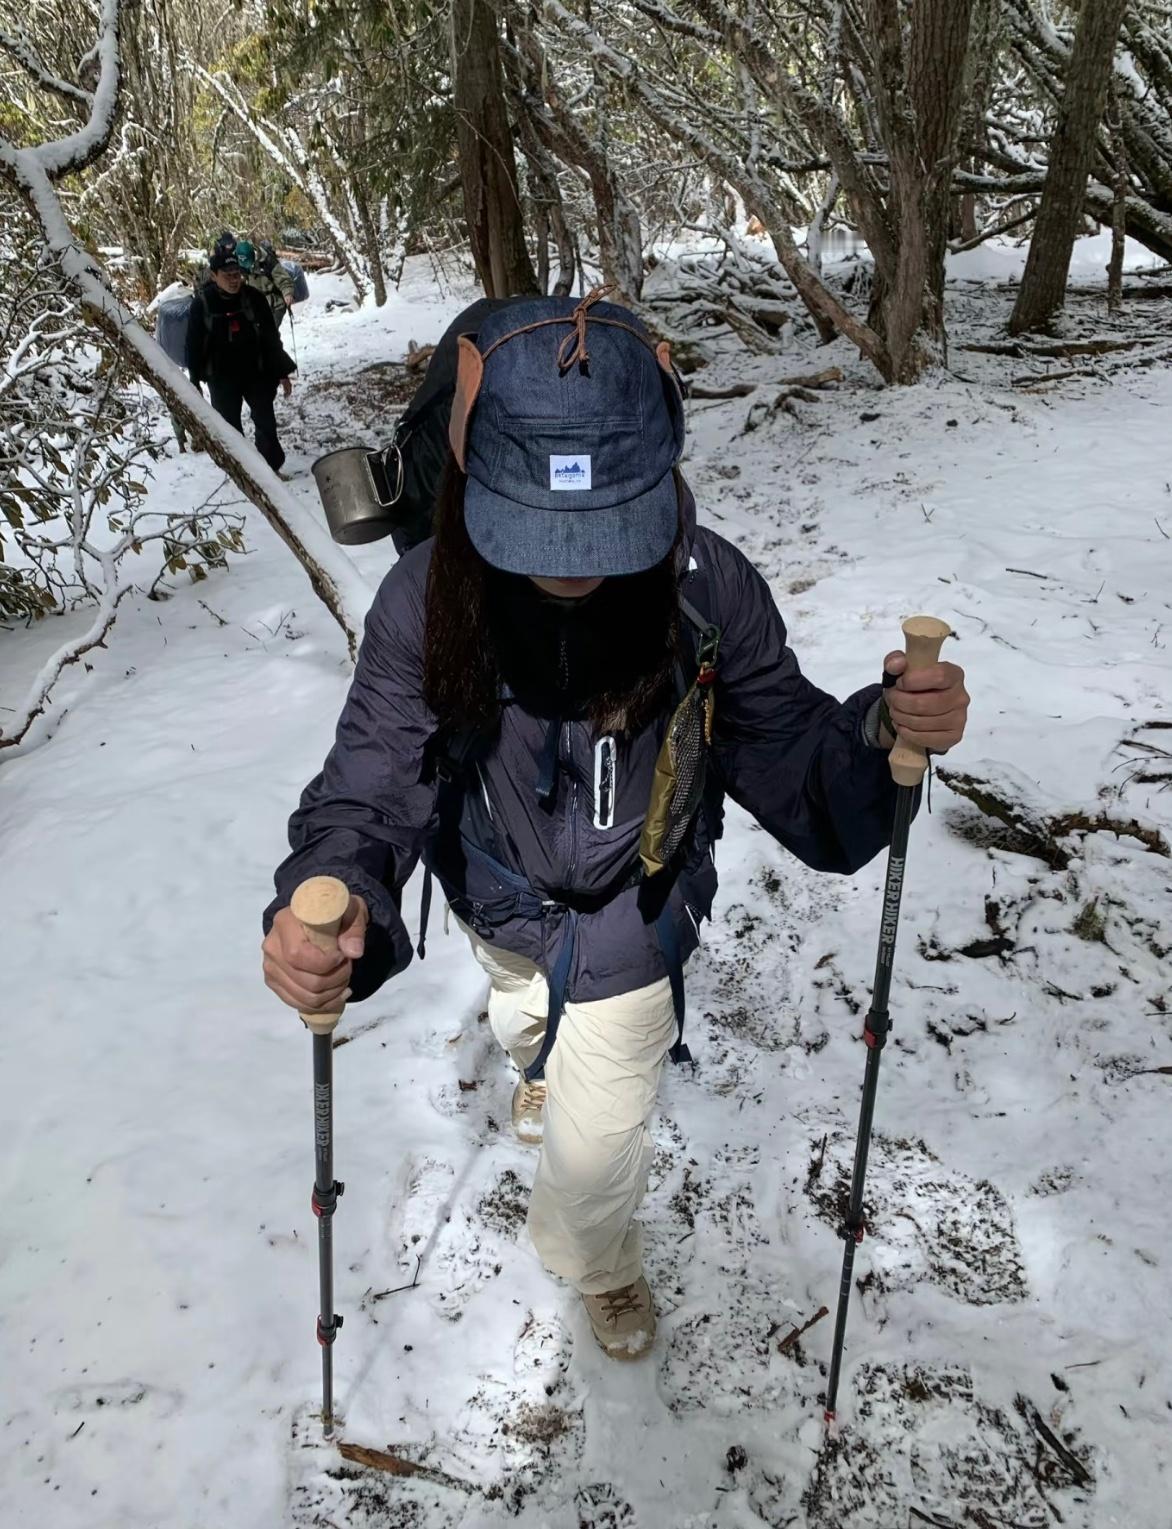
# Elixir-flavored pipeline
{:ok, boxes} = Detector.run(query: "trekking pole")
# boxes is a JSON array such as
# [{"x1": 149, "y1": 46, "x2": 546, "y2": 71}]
[
  {"x1": 290, "y1": 875, "x2": 351, "y2": 1438},
  {"x1": 824, "y1": 616, "x2": 952, "y2": 1427},
  {"x1": 287, "y1": 303, "x2": 300, "y2": 372}
]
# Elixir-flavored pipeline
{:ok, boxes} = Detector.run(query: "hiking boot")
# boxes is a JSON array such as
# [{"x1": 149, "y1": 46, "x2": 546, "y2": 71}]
[
  {"x1": 582, "y1": 1278, "x2": 656, "y2": 1361},
  {"x1": 511, "y1": 1079, "x2": 546, "y2": 1146}
]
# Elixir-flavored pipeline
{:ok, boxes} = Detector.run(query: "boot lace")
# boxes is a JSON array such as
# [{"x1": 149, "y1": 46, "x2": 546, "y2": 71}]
[
  {"x1": 518, "y1": 1081, "x2": 546, "y2": 1113},
  {"x1": 600, "y1": 1283, "x2": 642, "y2": 1323}
]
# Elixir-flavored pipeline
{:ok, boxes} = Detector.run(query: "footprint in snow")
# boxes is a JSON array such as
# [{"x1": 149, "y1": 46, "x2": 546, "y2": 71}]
[
  {"x1": 659, "y1": 1273, "x2": 806, "y2": 1417},
  {"x1": 513, "y1": 1308, "x2": 573, "y2": 1389},
  {"x1": 789, "y1": 1363, "x2": 1095, "y2": 1529},
  {"x1": 387, "y1": 1154, "x2": 457, "y2": 1281},
  {"x1": 803, "y1": 1132, "x2": 1028, "y2": 1306},
  {"x1": 429, "y1": 1163, "x2": 532, "y2": 1321},
  {"x1": 447, "y1": 1308, "x2": 584, "y2": 1498},
  {"x1": 50, "y1": 1379, "x2": 183, "y2": 1417},
  {"x1": 575, "y1": 1480, "x2": 639, "y2": 1526}
]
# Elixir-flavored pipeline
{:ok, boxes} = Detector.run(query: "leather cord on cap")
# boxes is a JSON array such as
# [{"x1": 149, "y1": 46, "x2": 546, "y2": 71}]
[{"x1": 555, "y1": 284, "x2": 615, "y2": 373}]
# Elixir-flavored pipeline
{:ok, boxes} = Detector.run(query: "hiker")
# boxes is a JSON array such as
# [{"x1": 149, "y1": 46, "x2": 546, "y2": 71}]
[
  {"x1": 261, "y1": 293, "x2": 970, "y2": 1361},
  {"x1": 186, "y1": 234, "x2": 296, "y2": 473},
  {"x1": 240, "y1": 238, "x2": 297, "y2": 329}
]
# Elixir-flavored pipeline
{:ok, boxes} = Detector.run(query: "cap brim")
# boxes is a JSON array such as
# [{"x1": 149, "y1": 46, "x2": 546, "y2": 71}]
[{"x1": 464, "y1": 471, "x2": 679, "y2": 578}]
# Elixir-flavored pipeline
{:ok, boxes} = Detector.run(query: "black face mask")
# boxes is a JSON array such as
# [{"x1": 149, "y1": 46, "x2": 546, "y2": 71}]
[{"x1": 486, "y1": 567, "x2": 673, "y2": 721}]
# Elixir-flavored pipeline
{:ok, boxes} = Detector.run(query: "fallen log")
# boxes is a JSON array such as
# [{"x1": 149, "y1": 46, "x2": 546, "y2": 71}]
[
  {"x1": 742, "y1": 367, "x2": 844, "y2": 431},
  {"x1": 938, "y1": 761, "x2": 1169, "y2": 867},
  {"x1": 1011, "y1": 367, "x2": 1100, "y2": 388},
  {"x1": 960, "y1": 336, "x2": 1162, "y2": 359},
  {"x1": 692, "y1": 366, "x2": 843, "y2": 402},
  {"x1": 688, "y1": 381, "x2": 758, "y2": 399}
]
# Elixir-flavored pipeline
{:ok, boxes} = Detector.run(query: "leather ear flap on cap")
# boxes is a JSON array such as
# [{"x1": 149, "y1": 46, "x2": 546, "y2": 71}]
[
  {"x1": 656, "y1": 339, "x2": 687, "y2": 444},
  {"x1": 656, "y1": 338, "x2": 685, "y2": 400},
  {"x1": 449, "y1": 336, "x2": 484, "y2": 471}
]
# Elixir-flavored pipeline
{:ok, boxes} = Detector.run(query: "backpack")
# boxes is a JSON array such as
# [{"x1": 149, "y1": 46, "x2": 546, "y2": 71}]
[
  {"x1": 378, "y1": 298, "x2": 520, "y2": 555},
  {"x1": 156, "y1": 293, "x2": 193, "y2": 367}
]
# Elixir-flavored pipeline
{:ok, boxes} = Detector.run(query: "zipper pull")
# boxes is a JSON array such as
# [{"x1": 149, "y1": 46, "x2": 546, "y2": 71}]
[{"x1": 535, "y1": 715, "x2": 560, "y2": 805}]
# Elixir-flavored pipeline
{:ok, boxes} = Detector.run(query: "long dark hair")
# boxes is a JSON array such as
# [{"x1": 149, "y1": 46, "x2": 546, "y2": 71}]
[{"x1": 423, "y1": 462, "x2": 681, "y2": 737}]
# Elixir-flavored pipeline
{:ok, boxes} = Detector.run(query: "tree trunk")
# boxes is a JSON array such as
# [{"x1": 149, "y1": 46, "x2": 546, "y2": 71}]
[
  {"x1": 1009, "y1": 0, "x2": 1129, "y2": 335},
  {"x1": 353, "y1": 185, "x2": 388, "y2": 307},
  {"x1": 510, "y1": 30, "x2": 641, "y2": 301},
  {"x1": 514, "y1": 122, "x2": 577, "y2": 296},
  {"x1": 535, "y1": 205, "x2": 551, "y2": 293},
  {"x1": 450, "y1": 0, "x2": 538, "y2": 297},
  {"x1": 866, "y1": 0, "x2": 976, "y2": 382}
]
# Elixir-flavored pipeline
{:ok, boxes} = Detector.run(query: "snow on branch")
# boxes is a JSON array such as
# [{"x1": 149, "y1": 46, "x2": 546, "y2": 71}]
[
  {"x1": 539, "y1": 0, "x2": 889, "y2": 374},
  {"x1": 0, "y1": 28, "x2": 95, "y2": 110},
  {"x1": 20, "y1": 0, "x2": 121, "y2": 179}
]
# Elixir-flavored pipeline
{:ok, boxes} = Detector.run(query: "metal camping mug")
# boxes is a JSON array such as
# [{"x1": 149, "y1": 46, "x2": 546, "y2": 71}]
[{"x1": 311, "y1": 444, "x2": 404, "y2": 545}]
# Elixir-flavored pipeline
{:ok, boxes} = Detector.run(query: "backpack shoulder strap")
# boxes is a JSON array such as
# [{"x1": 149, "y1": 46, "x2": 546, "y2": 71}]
[
  {"x1": 435, "y1": 722, "x2": 484, "y2": 781},
  {"x1": 240, "y1": 287, "x2": 265, "y2": 334},
  {"x1": 677, "y1": 557, "x2": 721, "y2": 688}
]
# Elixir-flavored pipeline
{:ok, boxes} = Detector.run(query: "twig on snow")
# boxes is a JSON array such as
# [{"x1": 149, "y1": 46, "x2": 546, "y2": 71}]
[
  {"x1": 368, "y1": 1255, "x2": 422, "y2": 1301},
  {"x1": 778, "y1": 1305, "x2": 829, "y2": 1353},
  {"x1": 198, "y1": 600, "x2": 229, "y2": 627},
  {"x1": 336, "y1": 1440, "x2": 473, "y2": 1493},
  {"x1": 1014, "y1": 1395, "x2": 1093, "y2": 1487}
]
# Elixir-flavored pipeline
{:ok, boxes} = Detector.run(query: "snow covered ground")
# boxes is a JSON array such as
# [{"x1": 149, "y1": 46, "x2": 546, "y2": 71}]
[{"x1": 2, "y1": 247, "x2": 1170, "y2": 1529}]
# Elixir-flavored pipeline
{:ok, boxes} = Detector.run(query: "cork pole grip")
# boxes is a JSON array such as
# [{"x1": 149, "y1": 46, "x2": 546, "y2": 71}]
[
  {"x1": 887, "y1": 616, "x2": 953, "y2": 788},
  {"x1": 290, "y1": 876, "x2": 351, "y2": 1036}
]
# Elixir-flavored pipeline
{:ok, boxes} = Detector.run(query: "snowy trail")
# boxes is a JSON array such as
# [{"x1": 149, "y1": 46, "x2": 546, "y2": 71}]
[{"x1": 1, "y1": 262, "x2": 1169, "y2": 1528}]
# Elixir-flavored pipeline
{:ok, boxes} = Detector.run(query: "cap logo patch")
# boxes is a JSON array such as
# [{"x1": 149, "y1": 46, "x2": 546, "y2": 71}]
[{"x1": 550, "y1": 455, "x2": 591, "y2": 491}]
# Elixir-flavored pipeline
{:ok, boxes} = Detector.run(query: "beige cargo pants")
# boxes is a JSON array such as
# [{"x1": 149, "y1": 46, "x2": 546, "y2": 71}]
[{"x1": 463, "y1": 926, "x2": 678, "y2": 1295}]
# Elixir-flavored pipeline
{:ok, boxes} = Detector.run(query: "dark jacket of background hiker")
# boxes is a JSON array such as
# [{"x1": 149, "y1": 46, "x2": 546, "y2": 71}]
[
  {"x1": 186, "y1": 280, "x2": 295, "y2": 470},
  {"x1": 185, "y1": 280, "x2": 294, "y2": 390},
  {"x1": 265, "y1": 486, "x2": 906, "y2": 1010}
]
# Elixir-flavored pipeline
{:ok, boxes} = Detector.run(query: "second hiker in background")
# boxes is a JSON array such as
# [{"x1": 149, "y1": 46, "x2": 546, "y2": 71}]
[
  {"x1": 186, "y1": 233, "x2": 296, "y2": 474},
  {"x1": 241, "y1": 238, "x2": 297, "y2": 329}
]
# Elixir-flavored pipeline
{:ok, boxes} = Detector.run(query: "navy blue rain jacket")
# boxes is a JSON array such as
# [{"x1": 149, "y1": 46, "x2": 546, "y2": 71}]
[{"x1": 266, "y1": 498, "x2": 902, "y2": 1004}]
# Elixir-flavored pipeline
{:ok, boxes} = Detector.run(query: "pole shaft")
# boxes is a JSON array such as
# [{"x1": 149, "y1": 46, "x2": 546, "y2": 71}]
[
  {"x1": 824, "y1": 786, "x2": 916, "y2": 1419},
  {"x1": 313, "y1": 1032, "x2": 336, "y2": 1435}
]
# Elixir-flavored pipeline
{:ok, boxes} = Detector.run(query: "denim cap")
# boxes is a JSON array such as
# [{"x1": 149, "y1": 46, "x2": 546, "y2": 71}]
[{"x1": 455, "y1": 293, "x2": 686, "y2": 578}]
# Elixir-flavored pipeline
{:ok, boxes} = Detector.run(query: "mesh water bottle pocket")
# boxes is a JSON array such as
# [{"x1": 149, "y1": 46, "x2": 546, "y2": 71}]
[{"x1": 640, "y1": 681, "x2": 714, "y2": 877}]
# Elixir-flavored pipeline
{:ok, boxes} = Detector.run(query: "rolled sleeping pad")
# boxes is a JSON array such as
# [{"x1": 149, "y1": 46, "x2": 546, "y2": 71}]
[
  {"x1": 281, "y1": 259, "x2": 310, "y2": 304},
  {"x1": 156, "y1": 294, "x2": 193, "y2": 368}
]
